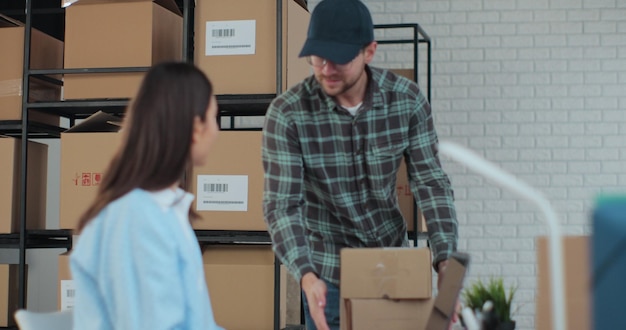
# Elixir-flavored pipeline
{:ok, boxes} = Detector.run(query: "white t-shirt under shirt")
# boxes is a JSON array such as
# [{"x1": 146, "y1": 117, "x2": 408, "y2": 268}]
[{"x1": 343, "y1": 102, "x2": 363, "y2": 116}]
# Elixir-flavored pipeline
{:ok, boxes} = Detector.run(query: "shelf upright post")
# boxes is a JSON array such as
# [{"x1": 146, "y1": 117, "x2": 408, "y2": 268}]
[
  {"x1": 274, "y1": 1, "x2": 283, "y2": 328},
  {"x1": 182, "y1": 0, "x2": 191, "y2": 63},
  {"x1": 416, "y1": 24, "x2": 432, "y2": 103},
  {"x1": 413, "y1": 24, "x2": 418, "y2": 98},
  {"x1": 18, "y1": 0, "x2": 34, "y2": 310},
  {"x1": 276, "y1": 0, "x2": 283, "y2": 95}
]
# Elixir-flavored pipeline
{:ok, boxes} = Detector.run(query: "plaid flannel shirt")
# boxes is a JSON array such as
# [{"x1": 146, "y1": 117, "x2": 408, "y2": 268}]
[{"x1": 262, "y1": 66, "x2": 458, "y2": 286}]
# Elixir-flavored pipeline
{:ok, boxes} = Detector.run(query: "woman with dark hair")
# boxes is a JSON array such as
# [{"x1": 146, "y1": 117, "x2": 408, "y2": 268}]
[{"x1": 70, "y1": 62, "x2": 223, "y2": 330}]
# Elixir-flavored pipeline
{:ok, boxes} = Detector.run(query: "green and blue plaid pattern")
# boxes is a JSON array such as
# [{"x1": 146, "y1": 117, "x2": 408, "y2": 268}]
[{"x1": 262, "y1": 66, "x2": 458, "y2": 285}]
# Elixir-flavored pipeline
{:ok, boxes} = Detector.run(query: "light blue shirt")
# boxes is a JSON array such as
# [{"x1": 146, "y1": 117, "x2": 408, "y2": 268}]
[{"x1": 71, "y1": 188, "x2": 223, "y2": 330}]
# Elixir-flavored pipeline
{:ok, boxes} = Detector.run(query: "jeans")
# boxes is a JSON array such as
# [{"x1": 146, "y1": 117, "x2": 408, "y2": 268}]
[{"x1": 301, "y1": 278, "x2": 340, "y2": 330}]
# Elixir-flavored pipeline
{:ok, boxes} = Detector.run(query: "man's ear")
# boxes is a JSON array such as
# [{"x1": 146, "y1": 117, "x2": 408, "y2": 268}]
[{"x1": 363, "y1": 41, "x2": 377, "y2": 64}]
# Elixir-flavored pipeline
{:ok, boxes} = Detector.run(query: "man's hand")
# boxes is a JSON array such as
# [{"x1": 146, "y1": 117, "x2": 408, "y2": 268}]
[
  {"x1": 437, "y1": 259, "x2": 460, "y2": 330},
  {"x1": 301, "y1": 272, "x2": 330, "y2": 330}
]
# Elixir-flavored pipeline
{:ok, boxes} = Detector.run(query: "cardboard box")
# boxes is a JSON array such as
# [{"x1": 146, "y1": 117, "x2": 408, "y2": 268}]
[
  {"x1": 0, "y1": 14, "x2": 62, "y2": 125},
  {"x1": 342, "y1": 298, "x2": 433, "y2": 330},
  {"x1": 63, "y1": 0, "x2": 182, "y2": 99},
  {"x1": 59, "y1": 112, "x2": 122, "y2": 230},
  {"x1": 0, "y1": 137, "x2": 47, "y2": 233},
  {"x1": 194, "y1": 0, "x2": 310, "y2": 95},
  {"x1": 202, "y1": 245, "x2": 286, "y2": 330},
  {"x1": 190, "y1": 131, "x2": 265, "y2": 230},
  {"x1": 340, "y1": 249, "x2": 468, "y2": 330},
  {"x1": 397, "y1": 161, "x2": 427, "y2": 232},
  {"x1": 536, "y1": 236, "x2": 590, "y2": 330},
  {"x1": 58, "y1": 252, "x2": 74, "y2": 311},
  {"x1": 389, "y1": 68, "x2": 415, "y2": 81},
  {"x1": 390, "y1": 69, "x2": 427, "y2": 233},
  {"x1": 340, "y1": 247, "x2": 432, "y2": 300},
  {"x1": 426, "y1": 252, "x2": 470, "y2": 330},
  {"x1": 0, "y1": 265, "x2": 22, "y2": 327}
]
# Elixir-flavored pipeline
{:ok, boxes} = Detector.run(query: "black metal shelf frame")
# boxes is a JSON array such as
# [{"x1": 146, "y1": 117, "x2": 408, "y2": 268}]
[
  {"x1": 8, "y1": 2, "x2": 430, "y2": 330},
  {"x1": 0, "y1": 121, "x2": 64, "y2": 139},
  {"x1": 0, "y1": 230, "x2": 72, "y2": 249},
  {"x1": 10, "y1": 1, "x2": 289, "y2": 329},
  {"x1": 374, "y1": 23, "x2": 432, "y2": 246},
  {"x1": 374, "y1": 23, "x2": 432, "y2": 103},
  {"x1": 11, "y1": 0, "x2": 200, "y2": 313}
]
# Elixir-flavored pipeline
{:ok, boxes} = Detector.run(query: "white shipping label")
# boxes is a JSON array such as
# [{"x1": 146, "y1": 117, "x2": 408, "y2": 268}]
[
  {"x1": 61, "y1": 280, "x2": 75, "y2": 311},
  {"x1": 205, "y1": 20, "x2": 256, "y2": 56},
  {"x1": 196, "y1": 175, "x2": 248, "y2": 211}
]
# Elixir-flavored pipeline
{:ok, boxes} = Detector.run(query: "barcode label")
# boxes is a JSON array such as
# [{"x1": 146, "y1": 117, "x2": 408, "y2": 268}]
[
  {"x1": 211, "y1": 45, "x2": 252, "y2": 49},
  {"x1": 205, "y1": 20, "x2": 256, "y2": 56},
  {"x1": 202, "y1": 200, "x2": 244, "y2": 205},
  {"x1": 197, "y1": 175, "x2": 248, "y2": 211},
  {"x1": 212, "y1": 28, "x2": 235, "y2": 38},
  {"x1": 204, "y1": 183, "x2": 229, "y2": 193},
  {"x1": 61, "y1": 280, "x2": 75, "y2": 311}
]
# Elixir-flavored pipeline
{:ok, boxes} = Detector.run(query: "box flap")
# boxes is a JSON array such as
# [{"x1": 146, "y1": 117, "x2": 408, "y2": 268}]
[
  {"x1": 62, "y1": 0, "x2": 182, "y2": 15},
  {"x1": 293, "y1": 0, "x2": 308, "y2": 11},
  {"x1": 65, "y1": 111, "x2": 122, "y2": 133},
  {"x1": 0, "y1": 13, "x2": 22, "y2": 28},
  {"x1": 426, "y1": 252, "x2": 470, "y2": 330}
]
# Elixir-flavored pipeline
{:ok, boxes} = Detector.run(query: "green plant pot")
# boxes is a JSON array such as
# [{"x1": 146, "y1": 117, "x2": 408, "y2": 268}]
[{"x1": 497, "y1": 321, "x2": 516, "y2": 330}]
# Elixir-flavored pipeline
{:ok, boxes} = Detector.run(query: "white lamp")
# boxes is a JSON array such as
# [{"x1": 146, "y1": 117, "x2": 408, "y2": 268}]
[{"x1": 438, "y1": 141, "x2": 566, "y2": 330}]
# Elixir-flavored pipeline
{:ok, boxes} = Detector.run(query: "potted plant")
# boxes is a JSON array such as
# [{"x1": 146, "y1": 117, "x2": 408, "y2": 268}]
[{"x1": 462, "y1": 277, "x2": 517, "y2": 330}]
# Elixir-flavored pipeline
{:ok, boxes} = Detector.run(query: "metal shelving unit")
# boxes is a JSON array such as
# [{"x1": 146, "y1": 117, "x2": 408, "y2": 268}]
[
  {"x1": 1, "y1": 2, "x2": 430, "y2": 330},
  {"x1": 0, "y1": 0, "x2": 191, "y2": 315},
  {"x1": 375, "y1": 23, "x2": 432, "y2": 102},
  {"x1": 1, "y1": 1, "x2": 288, "y2": 329},
  {"x1": 375, "y1": 23, "x2": 432, "y2": 244}
]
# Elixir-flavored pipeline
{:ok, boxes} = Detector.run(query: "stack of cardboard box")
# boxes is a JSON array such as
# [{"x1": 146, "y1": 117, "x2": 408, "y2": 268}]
[
  {"x1": 340, "y1": 247, "x2": 434, "y2": 330},
  {"x1": 62, "y1": 0, "x2": 183, "y2": 99},
  {"x1": 57, "y1": 111, "x2": 121, "y2": 311},
  {"x1": 57, "y1": 0, "x2": 184, "y2": 310},
  {"x1": 0, "y1": 14, "x2": 57, "y2": 323},
  {"x1": 203, "y1": 245, "x2": 287, "y2": 330},
  {"x1": 340, "y1": 248, "x2": 470, "y2": 330},
  {"x1": 59, "y1": 111, "x2": 121, "y2": 230},
  {"x1": 0, "y1": 137, "x2": 47, "y2": 324},
  {"x1": 194, "y1": 0, "x2": 310, "y2": 95},
  {"x1": 0, "y1": 14, "x2": 62, "y2": 125},
  {"x1": 56, "y1": 2, "x2": 308, "y2": 326},
  {"x1": 0, "y1": 138, "x2": 47, "y2": 234},
  {"x1": 189, "y1": 131, "x2": 265, "y2": 230}
]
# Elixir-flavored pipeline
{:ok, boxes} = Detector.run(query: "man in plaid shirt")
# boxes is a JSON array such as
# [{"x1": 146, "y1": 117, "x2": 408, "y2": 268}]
[{"x1": 262, "y1": 0, "x2": 458, "y2": 329}]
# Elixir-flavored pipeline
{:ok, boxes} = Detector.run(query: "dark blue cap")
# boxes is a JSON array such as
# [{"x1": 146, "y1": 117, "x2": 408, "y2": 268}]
[{"x1": 299, "y1": 0, "x2": 374, "y2": 65}]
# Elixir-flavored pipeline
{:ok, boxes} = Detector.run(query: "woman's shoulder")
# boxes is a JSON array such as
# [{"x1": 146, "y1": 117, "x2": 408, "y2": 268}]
[
  {"x1": 73, "y1": 189, "x2": 179, "y2": 258},
  {"x1": 84, "y1": 189, "x2": 170, "y2": 234},
  {"x1": 104, "y1": 189, "x2": 162, "y2": 215}
]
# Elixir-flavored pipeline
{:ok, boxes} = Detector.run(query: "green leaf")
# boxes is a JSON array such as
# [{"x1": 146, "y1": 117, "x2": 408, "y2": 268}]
[{"x1": 461, "y1": 277, "x2": 517, "y2": 323}]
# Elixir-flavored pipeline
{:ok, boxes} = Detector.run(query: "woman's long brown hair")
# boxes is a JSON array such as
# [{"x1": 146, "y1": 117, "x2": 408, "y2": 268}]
[{"x1": 76, "y1": 62, "x2": 213, "y2": 232}]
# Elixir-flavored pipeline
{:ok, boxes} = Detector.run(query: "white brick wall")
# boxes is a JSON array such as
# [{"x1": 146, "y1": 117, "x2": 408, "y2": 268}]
[{"x1": 304, "y1": 0, "x2": 624, "y2": 329}]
